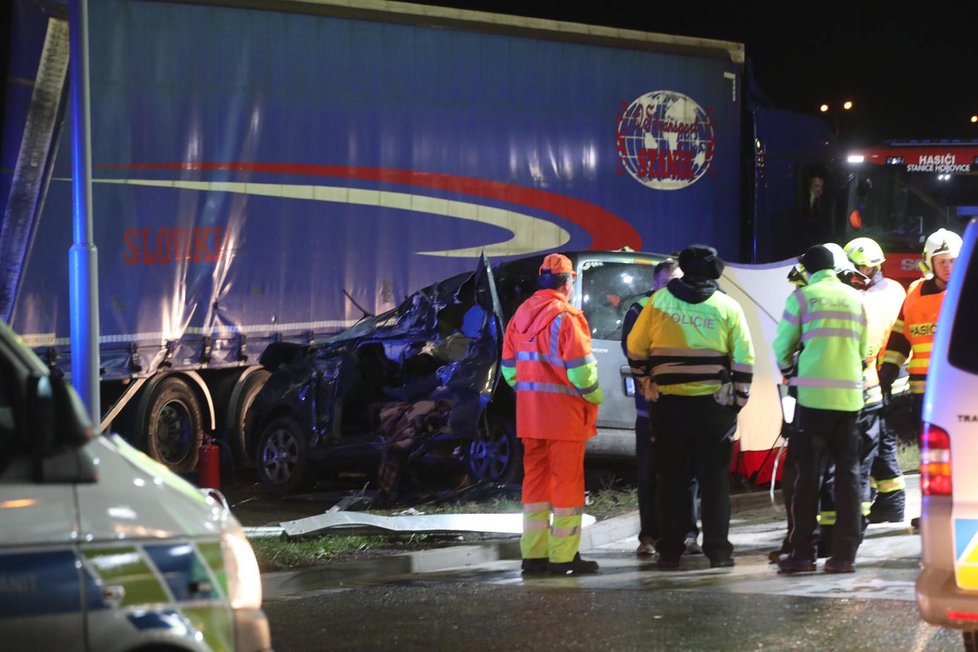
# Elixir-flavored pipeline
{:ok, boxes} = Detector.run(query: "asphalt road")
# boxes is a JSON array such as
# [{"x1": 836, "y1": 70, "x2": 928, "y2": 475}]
[{"x1": 255, "y1": 475, "x2": 965, "y2": 651}]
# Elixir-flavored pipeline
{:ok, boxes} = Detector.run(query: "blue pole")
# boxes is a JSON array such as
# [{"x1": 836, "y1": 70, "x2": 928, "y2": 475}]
[{"x1": 68, "y1": 0, "x2": 100, "y2": 428}]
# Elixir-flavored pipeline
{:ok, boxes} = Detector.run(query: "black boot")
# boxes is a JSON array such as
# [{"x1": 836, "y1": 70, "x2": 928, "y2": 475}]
[{"x1": 549, "y1": 553, "x2": 599, "y2": 575}]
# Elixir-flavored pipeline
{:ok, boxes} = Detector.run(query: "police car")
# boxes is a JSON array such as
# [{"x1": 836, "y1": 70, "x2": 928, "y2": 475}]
[
  {"x1": 0, "y1": 320, "x2": 271, "y2": 651},
  {"x1": 916, "y1": 217, "x2": 978, "y2": 649}
]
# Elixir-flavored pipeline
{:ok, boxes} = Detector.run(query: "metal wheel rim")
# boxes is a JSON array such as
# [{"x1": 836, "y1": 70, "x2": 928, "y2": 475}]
[
  {"x1": 155, "y1": 402, "x2": 194, "y2": 465},
  {"x1": 468, "y1": 435, "x2": 510, "y2": 481},
  {"x1": 261, "y1": 427, "x2": 299, "y2": 485}
]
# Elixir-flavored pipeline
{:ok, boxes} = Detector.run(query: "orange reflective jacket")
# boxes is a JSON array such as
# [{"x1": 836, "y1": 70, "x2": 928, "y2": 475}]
[
  {"x1": 884, "y1": 279, "x2": 945, "y2": 394},
  {"x1": 502, "y1": 289, "x2": 602, "y2": 440}
]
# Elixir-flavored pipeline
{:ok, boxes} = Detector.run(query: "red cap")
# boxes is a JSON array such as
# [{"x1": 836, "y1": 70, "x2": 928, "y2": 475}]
[{"x1": 539, "y1": 253, "x2": 576, "y2": 276}]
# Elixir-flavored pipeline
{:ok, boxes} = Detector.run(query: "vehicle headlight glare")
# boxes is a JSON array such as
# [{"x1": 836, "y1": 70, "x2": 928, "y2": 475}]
[{"x1": 224, "y1": 528, "x2": 263, "y2": 610}]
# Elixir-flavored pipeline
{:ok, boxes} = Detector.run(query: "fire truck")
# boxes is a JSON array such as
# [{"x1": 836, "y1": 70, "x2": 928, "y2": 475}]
[{"x1": 840, "y1": 141, "x2": 978, "y2": 286}]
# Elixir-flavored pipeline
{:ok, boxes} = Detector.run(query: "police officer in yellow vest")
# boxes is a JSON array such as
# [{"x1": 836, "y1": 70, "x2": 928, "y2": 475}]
[
  {"x1": 774, "y1": 244, "x2": 869, "y2": 574},
  {"x1": 817, "y1": 238, "x2": 906, "y2": 552},
  {"x1": 627, "y1": 245, "x2": 755, "y2": 570}
]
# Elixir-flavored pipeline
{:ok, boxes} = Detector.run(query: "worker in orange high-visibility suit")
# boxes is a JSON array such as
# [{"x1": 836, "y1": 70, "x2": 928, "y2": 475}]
[{"x1": 502, "y1": 253, "x2": 604, "y2": 576}]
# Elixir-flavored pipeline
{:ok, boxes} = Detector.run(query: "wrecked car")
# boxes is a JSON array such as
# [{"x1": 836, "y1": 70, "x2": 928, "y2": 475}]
[
  {"x1": 248, "y1": 256, "x2": 515, "y2": 498},
  {"x1": 248, "y1": 250, "x2": 680, "y2": 498}
]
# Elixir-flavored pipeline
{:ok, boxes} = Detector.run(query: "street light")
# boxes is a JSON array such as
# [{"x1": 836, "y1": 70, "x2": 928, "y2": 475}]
[{"x1": 818, "y1": 100, "x2": 856, "y2": 140}]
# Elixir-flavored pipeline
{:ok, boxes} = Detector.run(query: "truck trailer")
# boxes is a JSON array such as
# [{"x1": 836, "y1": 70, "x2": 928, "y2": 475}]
[{"x1": 0, "y1": 0, "x2": 836, "y2": 473}]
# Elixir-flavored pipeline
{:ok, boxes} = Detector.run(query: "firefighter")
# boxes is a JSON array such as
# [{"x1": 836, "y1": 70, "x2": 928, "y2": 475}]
[
  {"x1": 840, "y1": 237, "x2": 909, "y2": 524},
  {"x1": 620, "y1": 258, "x2": 701, "y2": 557},
  {"x1": 879, "y1": 228, "x2": 961, "y2": 528},
  {"x1": 774, "y1": 244, "x2": 869, "y2": 574},
  {"x1": 627, "y1": 244, "x2": 754, "y2": 570},
  {"x1": 502, "y1": 253, "x2": 604, "y2": 576}
]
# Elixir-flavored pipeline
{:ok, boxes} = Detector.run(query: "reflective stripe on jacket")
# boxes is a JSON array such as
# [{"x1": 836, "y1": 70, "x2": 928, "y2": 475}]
[
  {"x1": 773, "y1": 269, "x2": 869, "y2": 411},
  {"x1": 882, "y1": 278, "x2": 945, "y2": 395},
  {"x1": 626, "y1": 285, "x2": 755, "y2": 401},
  {"x1": 501, "y1": 289, "x2": 603, "y2": 440},
  {"x1": 861, "y1": 276, "x2": 906, "y2": 408}
]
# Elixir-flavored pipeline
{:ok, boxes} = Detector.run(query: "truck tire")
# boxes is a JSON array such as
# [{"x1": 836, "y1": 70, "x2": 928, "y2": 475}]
[
  {"x1": 227, "y1": 369, "x2": 270, "y2": 467},
  {"x1": 467, "y1": 414, "x2": 522, "y2": 485},
  {"x1": 140, "y1": 376, "x2": 204, "y2": 474},
  {"x1": 256, "y1": 415, "x2": 315, "y2": 496}
]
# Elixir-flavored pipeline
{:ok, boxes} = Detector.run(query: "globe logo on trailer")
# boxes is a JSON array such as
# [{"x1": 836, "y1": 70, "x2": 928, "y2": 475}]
[{"x1": 616, "y1": 90, "x2": 716, "y2": 190}]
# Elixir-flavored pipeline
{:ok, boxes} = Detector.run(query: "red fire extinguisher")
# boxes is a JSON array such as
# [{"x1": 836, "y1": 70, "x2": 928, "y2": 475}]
[{"x1": 197, "y1": 435, "x2": 221, "y2": 489}]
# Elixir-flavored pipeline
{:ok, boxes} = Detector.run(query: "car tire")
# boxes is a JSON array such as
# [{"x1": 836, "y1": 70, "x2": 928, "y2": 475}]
[
  {"x1": 466, "y1": 413, "x2": 523, "y2": 485},
  {"x1": 139, "y1": 376, "x2": 204, "y2": 474},
  {"x1": 256, "y1": 415, "x2": 315, "y2": 496}
]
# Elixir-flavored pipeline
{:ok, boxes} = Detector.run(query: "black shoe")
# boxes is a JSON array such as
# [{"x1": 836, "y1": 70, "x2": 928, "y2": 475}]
[
  {"x1": 868, "y1": 511, "x2": 904, "y2": 524},
  {"x1": 549, "y1": 553, "x2": 599, "y2": 575},
  {"x1": 709, "y1": 557, "x2": 735, "y2": 568},
  {"x1": 521, "y1": 558, "x2": 549, "y2": 575},
  {"x1": 824, "y1": 558, "x2": 855, "y2": 574},
  {"x1": 776, "y1": 554, "x2": 816, "y2": 574},
  {"x1": 911, "y1": 517, "x2": 921, "y2": 532},
  {"x1": 684, "y1": 535, "x2": 703, "y2": 555},
  {"x1": 656, "y1": 558, "x2": 680, "y2": 571}
]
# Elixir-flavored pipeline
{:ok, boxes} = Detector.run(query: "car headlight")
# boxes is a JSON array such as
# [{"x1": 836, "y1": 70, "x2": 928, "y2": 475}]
[{"x1": 223, "y1": 526, "x2": 263, "y2": 610}]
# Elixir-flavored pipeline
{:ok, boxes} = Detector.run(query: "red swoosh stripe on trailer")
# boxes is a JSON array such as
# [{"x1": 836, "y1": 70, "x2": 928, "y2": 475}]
[{"x1": 96, "y1": 162, "x2": 643, "y2": 252}]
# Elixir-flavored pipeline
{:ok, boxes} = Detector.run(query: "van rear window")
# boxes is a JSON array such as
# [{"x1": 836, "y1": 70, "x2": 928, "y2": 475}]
[{"x1": 949, "y1": 248, "x2": 978, "y2": 373}]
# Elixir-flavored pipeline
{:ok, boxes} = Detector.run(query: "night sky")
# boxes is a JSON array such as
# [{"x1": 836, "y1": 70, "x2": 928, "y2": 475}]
[{"x1": 410, "y1": 2, "x2": 978, "y2": 147}]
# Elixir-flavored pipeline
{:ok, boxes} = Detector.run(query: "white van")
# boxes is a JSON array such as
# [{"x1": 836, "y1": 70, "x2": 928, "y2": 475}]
[
  {"x1": 0, "y1": 320, "x2": 271, "y2": 651},
  {"x1": 916, "y1": 217, "x2": 978, "y2": 648}
]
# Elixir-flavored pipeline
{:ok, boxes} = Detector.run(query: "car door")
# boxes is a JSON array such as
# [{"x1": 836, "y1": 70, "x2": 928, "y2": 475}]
[{"x1": 575, "y1": 255, "x2": 660, "y2": 431}]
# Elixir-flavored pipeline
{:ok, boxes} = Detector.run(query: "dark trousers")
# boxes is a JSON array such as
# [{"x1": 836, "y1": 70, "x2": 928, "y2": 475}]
[
  {"x1": 870, "y1": 410, "x2": 905, "y2": 516},
  {"x1": 788, "y1": 406, "x2": 861, "y2": 563},
  {"x1": 651, "y1": 395, "x2": 736, "y2": 562},
  {"x1": 817, "y1": 408, "x2": 881, "y2": 553},
  {"x1": 635, "y1": 416, "x2": 657, "y2": 542},
  {"x1": 636, "y1": 415, "x2": 700, "y2": 543}
]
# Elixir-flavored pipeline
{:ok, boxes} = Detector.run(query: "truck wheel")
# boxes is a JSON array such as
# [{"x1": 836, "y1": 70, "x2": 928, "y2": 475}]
[
  {"x1": 256, "y1": 415, "x2": 315, "y2": 496},
  {"x1": 467, "y1": 415, "x2": 522, "y2": 485},
  {"x1": 141, "y1": 377, "x2": 203, "y2": 474},
  {"x1": 228, "y1": 369, "x2": 270, "y2": 467}
]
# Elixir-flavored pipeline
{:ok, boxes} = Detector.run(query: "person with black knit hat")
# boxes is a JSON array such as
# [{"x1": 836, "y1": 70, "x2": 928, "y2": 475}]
[
  {"x1": 773, "y1": 244, "x2": 869, "y2": 575},
  {"x1": 627, "y1": 244, "x2": 755, "y2": 570}
]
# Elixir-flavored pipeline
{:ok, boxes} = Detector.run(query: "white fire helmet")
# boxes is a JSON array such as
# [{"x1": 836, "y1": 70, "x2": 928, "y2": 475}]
[
  {"x1": 920, "y1": 228, "x2": 963, "y2": 276},
  {"x1": 844, "y1": 237, "x2": 885, "y2": 268}
]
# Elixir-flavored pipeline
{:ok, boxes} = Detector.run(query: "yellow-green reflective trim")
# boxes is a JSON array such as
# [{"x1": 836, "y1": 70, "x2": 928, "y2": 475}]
[
  {"x1": 521, "y1": 529, "x2": 549, "y2": 559},
  {"x1": 83, "y1": 546, "x2": 169, "y2": 606},
  {"x1": 551, "y1": 526, "x2": 581, "y2": 537},
  {"x1": 197, "y1": 540, "x2": 228, "y2": 598},
  {"x1": 876, "y1": 476, "x2": 906, "y2": 493},
  {"x1": 183, "y1": 605, "x2": 233, "y2": 652},
  {"x1": 818, "y1": 512, "x2": 837, "y2": 526}
]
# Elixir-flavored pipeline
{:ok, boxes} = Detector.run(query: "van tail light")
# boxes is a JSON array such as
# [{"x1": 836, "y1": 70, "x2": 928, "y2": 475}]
[{"x1": 921, "y1": 422, "x2": 951, "y2": 497}]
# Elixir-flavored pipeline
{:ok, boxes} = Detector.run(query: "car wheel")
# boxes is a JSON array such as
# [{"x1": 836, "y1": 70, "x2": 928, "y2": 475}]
[
  {"x1": 140, "y1": 376, "x2": 203, "y2": 474},
  {"x1": 467, "y1": 414, "x2": 522, "y2": 484},
  {"x1": 256, "y1": 415, "x2": 315, "y2": 496}
]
